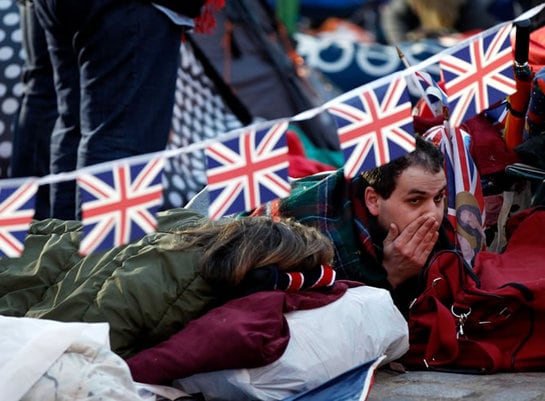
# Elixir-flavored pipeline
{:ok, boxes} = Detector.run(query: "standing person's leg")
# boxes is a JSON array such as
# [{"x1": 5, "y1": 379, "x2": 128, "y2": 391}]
[
  {"x1": 11, "y1": 0, "x2": 57, "y2": 220},
  {"x1": 34, "y1": 0, "x2": 81, "y2": 220},
  {"x1": 77, "y1": 2, "x2": 181, "y2": 169},
  {"x1": 36, "y1": 0, "x2": 181, "y2": 219}
]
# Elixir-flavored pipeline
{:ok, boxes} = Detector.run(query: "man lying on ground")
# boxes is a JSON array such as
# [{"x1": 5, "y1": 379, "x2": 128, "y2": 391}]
[{"x1": 244, "y1": 136, "x2": 455, "y2": 315}]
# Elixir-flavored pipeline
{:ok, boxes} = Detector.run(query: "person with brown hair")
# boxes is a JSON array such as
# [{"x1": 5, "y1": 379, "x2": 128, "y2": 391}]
[
  {"x1": 455, "y1": 196, "x2": 486, "y2": 262},
  {"x1": 379, "y1": 0, "x2": 511, "y2": 44},
  {"x1": 0, "y1": 208, "x2": 334, "y2": 358},
  {"x1": 174, "y1": 215, "x2": 334, "y2": 287},
  {"x1": 403, "y1": 0, "x2": 465, "y2": 40}
]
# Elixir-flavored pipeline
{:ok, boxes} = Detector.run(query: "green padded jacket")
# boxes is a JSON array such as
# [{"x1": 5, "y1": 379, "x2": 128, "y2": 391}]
[{"x1": 0, "y1": 208, "x2": 217, "y2": 359}]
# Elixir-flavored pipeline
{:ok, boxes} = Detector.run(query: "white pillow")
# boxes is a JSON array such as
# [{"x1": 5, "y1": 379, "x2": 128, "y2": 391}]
[{"x1": 175, "y1": 286, "x2": 409, "y2": 401}]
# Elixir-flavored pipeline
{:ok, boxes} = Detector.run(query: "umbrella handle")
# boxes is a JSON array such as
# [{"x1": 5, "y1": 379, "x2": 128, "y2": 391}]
[
  {"x1": 504, "y1": 20, "x2": 533, "y2": 150},
  {"x1": 514, "y1": 19, "x2": 531, "y2": 68}
]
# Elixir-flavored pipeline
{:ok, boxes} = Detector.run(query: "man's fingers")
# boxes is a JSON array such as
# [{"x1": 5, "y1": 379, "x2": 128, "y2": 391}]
[
  {"x1": 397, "y1": 215, "x2": 434, "y2": 241},
  {"x1": 396, "y1": 215, "x2": 438, "y2": 249},
  {"x1": 413, "y1": 217, "x2": 439, "y2": 241},
  {"x1": 393, "y1": 217, "x2": 439, "y2": 263},
  {"x1": 414, "y1": 229, "x2": 439, "y2": 263},
  {"x1": 384, "y1": 223, "x2": 399, "y2": 245}
]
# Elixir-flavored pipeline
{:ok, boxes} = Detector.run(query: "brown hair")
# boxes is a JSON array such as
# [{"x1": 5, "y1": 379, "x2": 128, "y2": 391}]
[
  {"x1": 172, "y1": 216, "x2": 335, "y2": 286},
  {"x1": 407, "y1": 0, "x2": 465, "y2": 32}
]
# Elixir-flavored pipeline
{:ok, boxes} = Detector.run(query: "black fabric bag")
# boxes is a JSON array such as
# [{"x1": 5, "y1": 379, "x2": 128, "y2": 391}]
[
  {"x1": 191, "y1": 0, "x2": 342, "y2": 151},
  {"x1": 162, "y1": 39, "x2": 250, "y2": 209}
]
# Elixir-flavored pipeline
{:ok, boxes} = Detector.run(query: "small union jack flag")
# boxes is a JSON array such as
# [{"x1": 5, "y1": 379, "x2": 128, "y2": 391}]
[
  {"x1": 327, "y1": 77, "x2": 415, "y2": 178},
  {"x1": 0, "y1": 180, "x2": 38, "y2": 257},
  {"x1": 414, "y1": 70, "x2": 449, "y2": 115},
  {"x1": 440, "y1": 23, "x2": 516, "y2": 127},
  {"x1": 206, "y1": 122, "x2": 290, "y2": 220},
  {"x1": 483, "y1": 99, "x2": 508, "y2": 131},
  {"x1": 77, "y1": 157, "x2": 165, "y2": 255}
]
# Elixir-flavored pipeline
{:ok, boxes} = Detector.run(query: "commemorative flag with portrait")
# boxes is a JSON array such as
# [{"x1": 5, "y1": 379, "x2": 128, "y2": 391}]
[
  {"x1": 327, "y1": 76, "x2": 415, "y2": 178},
  {"x1": 206, "y1": 122, "x2": 290, "y2": 220},
  {"x1": 0, "y1": 180, "x2": 38, "y2": 257},
  {"x1": 77, "y1": 157, "x2": 165, "y2": 255},
  {"x1": 424, "y1": 123, "x2": 484, "y2": 221},
  {"x1": 440, "y1": 23, "x2": 517, "y2": 127},
  {"x1": 424, "y1": 122, "x2": 485, "y2": 262}
]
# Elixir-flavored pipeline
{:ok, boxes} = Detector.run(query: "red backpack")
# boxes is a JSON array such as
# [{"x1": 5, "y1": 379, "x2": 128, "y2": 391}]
[{"x1": 402, "y1": 207, "x2": 545, "y2": 373}]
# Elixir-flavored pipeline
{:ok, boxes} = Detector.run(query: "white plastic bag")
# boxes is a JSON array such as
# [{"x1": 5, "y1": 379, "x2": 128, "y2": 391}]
[{"x1": 176, "y1": 286, "x2": 409, "y2": 401}]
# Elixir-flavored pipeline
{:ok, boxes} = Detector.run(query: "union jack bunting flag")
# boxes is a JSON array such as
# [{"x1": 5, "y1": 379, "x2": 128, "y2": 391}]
[
  {"x1": 206, "y1": 122, "x2": 290, "y2": 220},
  {"x1": 77, "y1": 157, "x2": 165, "y2": 255},
  {"x1": 327, "y1": 77, "x2": 415, "y2": 178},
  {"x1": 0, "y1": 180, "x2": 38, "y2": 257},
  {"x1": 440, "y1": 23, "x2": 516, "y2": 127}
]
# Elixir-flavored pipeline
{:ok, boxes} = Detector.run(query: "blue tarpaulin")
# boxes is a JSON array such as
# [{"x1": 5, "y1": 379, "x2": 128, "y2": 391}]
[{"x1": 282, "y1": 356, "x2": 385, "y2": 401}]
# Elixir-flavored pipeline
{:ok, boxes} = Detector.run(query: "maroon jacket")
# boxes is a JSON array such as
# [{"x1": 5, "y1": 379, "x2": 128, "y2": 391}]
[{"x1": 127, "y1": 281, "x2": 358, "y2": 384}]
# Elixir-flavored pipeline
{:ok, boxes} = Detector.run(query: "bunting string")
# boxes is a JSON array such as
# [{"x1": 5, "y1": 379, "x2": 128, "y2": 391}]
[
  {"x1": 0, "y1": 2, "x2": 544, "y2": 257},
  {"x1": 2, "y1": 4, "x2": 543, "y2": 191}
]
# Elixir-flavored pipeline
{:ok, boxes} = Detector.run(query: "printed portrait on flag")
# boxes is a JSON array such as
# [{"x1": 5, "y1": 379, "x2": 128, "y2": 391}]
[
  {"x1": 455, "y1": 191, "x2": 486, "y2": 264},
  {"x1": 423, "y1": 123, "x2": 485, "y2": 264}
]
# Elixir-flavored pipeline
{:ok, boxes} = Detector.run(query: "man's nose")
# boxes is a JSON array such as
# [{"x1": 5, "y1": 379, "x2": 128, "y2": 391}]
[{"x1": 422, "y1": 199, "x2": 442, "y2": 218}]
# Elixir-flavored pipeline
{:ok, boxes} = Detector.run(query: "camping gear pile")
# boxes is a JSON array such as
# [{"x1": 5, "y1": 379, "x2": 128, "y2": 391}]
[{"x1": 0, "y1": 209, "x2": 409, "y2": 400}]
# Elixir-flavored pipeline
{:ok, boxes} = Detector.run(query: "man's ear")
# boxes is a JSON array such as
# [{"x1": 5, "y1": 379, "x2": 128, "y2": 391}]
[{"x1": 364, "y1": 186, "x2": 380, "y2": 217}]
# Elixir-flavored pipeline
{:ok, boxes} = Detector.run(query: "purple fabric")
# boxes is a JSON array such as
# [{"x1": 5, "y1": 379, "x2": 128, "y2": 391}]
[{"x1": 127, "y1": 281, "x2": 356, "y2": 384}]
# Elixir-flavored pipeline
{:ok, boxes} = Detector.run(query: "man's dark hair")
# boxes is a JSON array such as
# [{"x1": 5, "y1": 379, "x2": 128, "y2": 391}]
[{"x1": 361, "y1": 136, "x2": 444, "y2": 199}]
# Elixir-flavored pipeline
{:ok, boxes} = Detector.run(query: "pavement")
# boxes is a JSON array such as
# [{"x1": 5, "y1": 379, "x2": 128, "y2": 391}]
[{"x1": 368, "y1": 369, "x2": 545, "y2": 401}]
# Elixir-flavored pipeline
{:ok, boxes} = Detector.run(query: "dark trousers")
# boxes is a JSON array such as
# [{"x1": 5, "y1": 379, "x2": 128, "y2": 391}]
[
  {"x1": 34, "y1": 0, "x2": 181, "y2": 219},
  {"x1": 11, "y1": 0, "x2": 56, "y2": 220}
]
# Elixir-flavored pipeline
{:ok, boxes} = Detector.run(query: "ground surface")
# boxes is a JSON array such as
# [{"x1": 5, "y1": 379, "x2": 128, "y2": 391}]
[{"x1": 368, "y1": 369, "x2": 545, "y2": 401}]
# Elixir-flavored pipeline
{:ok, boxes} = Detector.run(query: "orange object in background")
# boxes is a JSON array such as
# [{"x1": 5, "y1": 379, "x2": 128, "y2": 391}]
[{"x1": 504, "y1": 19, "x2": 533, "y2": 150}]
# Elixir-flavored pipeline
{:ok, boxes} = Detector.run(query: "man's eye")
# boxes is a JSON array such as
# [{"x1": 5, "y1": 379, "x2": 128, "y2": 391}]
[
  {"x1": 434, "y1": 194, "x2": 446, "y2": 203},
  {"x1": 408, "y1": 198, "x2": 421, "y2": 205}
]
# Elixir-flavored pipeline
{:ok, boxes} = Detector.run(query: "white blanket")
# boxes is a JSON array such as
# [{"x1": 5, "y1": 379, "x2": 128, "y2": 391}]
[{"x1": 0, "y1": 316, "x2": 188, "y2": 401}]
